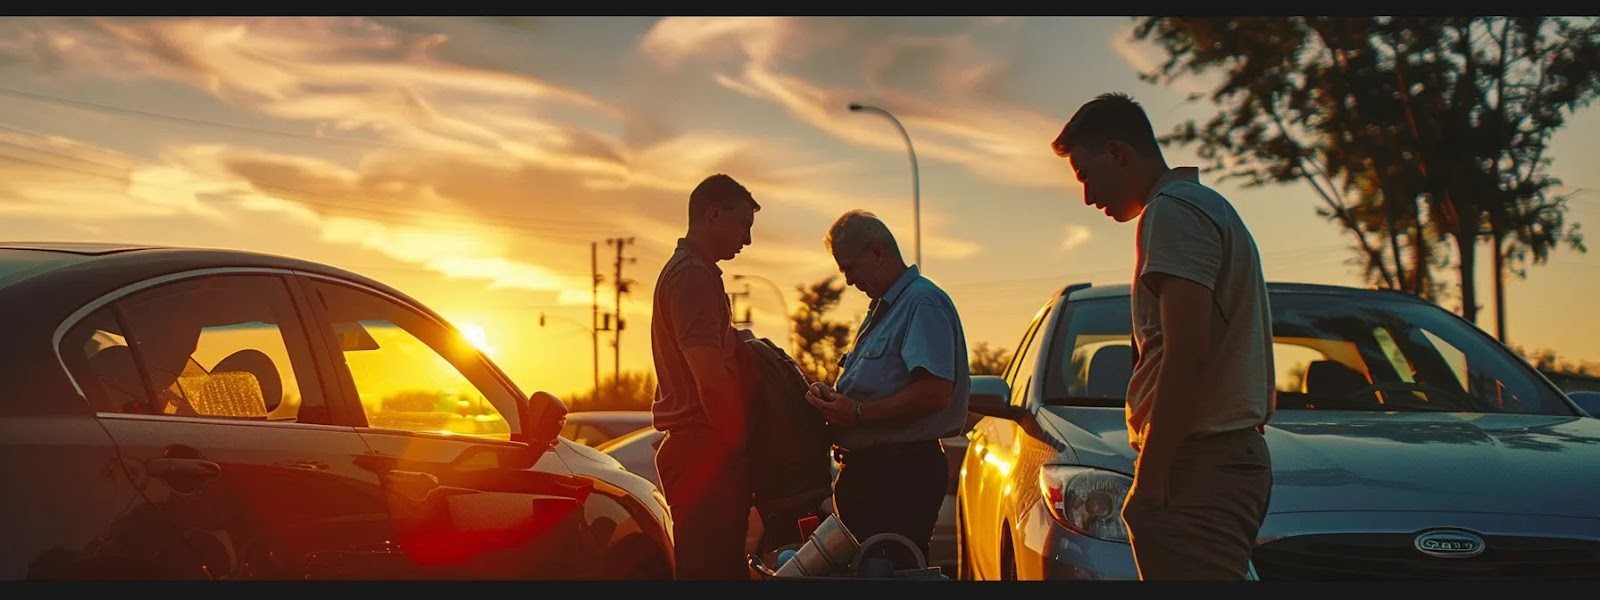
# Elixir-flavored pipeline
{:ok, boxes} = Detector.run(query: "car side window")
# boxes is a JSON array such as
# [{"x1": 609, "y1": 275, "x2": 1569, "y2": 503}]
[
  {"x1": 1006, "y1": 305, "x2": 1054, "y2": 408},
  {"x1": 60, "y1": 274, "x2": 332, "y2": 424},
  {"x1": 309, "y1": 280, "x2": 517, "y2": 441},
  {"x1": 59, "y1": 307, "x2": 147, "y2": 414}
]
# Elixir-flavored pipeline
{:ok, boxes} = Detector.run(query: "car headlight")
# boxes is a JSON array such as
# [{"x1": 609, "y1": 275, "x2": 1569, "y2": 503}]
[{"x1": 1038, "y1": 465, "x2": 1131, "y2": 543}]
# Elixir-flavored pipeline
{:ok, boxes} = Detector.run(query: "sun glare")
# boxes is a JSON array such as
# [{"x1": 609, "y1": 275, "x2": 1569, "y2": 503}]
[{"x1": 457, "y1": 322, "x2": 496, "y2": 356}]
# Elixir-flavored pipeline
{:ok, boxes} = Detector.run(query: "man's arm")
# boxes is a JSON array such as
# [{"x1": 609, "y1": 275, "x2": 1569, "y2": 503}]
[
  {"x1": 814, "y1": 301, "x2": 960, "y2": 426},
  {"x1": 1130, "y1": 273, "x2": 1214, "y2": 496},
  {"x1": 855, "y1": 368, "x2": 952, "y2": 425},
  {"x1": 807, "y1": 369, "x2": 950, "y2": 426},
  {"x1": 668, "y1": 268, "x2": 745, "y2": 451},
  {"x1": 1129, "y1": 198, "x2": 1223, "y2": 500},
  {"x1": 682, "y1": 346, "x2": 745, "y2": 451}
]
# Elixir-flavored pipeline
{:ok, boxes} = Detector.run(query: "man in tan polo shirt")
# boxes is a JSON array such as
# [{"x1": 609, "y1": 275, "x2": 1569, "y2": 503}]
[{"x1": 1048, "y1": 92, "x2": 1275, "y2": 580}]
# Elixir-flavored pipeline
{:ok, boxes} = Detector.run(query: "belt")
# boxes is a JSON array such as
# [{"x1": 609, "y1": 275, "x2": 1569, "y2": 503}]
[
  {"x1": 831, "y1": 439, "x2": 940, "y2": 462},
  {"x1": 1187, "y1": 423, "x2": 1266, "y2": 442}
]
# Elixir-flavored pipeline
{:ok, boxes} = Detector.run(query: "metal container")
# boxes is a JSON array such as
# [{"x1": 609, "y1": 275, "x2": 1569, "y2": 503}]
[{"x1": 772, "y1": 514, "x2": 860, "y2": 577}]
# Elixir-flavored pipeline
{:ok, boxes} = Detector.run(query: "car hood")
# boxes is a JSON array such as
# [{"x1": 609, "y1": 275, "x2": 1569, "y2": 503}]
[
  {"x1": 1040, "y1": 406, "x2": 1600, "y2": 519},
  {"x1": 554, "y1": 439, "x2": 672, "y2": 528}
]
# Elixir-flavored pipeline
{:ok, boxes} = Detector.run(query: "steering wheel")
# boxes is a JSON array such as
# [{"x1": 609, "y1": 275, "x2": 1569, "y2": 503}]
[{"x1": 1342, "y1": 380, "x2": 1475, "y2": 411}]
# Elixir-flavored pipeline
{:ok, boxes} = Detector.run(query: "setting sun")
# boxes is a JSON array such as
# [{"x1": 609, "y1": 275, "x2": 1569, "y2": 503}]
[{"x1": 457, "y1": 322, "x2": 496, "y2": 357}]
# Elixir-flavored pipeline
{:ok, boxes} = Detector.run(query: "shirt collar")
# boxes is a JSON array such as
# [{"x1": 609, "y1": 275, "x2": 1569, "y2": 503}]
[
  {"x1": 1145, "y1": 166, "x2": 1200, "y2": 203},
  {"x1": 879, "y1": 264, "x2": 920, "y2": 307},
  {"x1": 675, "y1": 237, "x2": 721, "y2": 276}
]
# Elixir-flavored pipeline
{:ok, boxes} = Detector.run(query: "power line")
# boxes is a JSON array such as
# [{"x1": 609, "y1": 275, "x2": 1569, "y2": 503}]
[{"x1": 0, "y1": 85, "x2": 457, "y2": 156}]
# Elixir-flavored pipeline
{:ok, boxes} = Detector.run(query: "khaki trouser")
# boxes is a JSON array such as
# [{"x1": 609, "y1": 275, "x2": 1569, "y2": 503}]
[{"x1": 1120, "y1": 427, "x2": 1272, "y2": 581}]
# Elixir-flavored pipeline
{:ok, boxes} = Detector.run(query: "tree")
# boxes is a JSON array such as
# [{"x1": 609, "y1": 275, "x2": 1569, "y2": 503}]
[
  {"x1": 790, "y1": 276, "x2": 857, "y2": 384},
  {"x1": 969, "y1": 341, "x2": 1013, "y2": 376},
  {"x1": 1512, "y1": 345, "x2": 1599, "y2": 377},
  {"x1": 564, "y1": 370, "x2": 657, "y2": 412},
  {"x1": 1132, "y1": 17, "x2": 1597, "y2": 329}
]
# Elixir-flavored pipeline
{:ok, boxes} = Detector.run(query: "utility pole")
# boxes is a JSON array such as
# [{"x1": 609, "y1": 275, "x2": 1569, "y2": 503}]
[
  {"x1": 728, "y1": 283, "x2": 753, "y2": 328},
  {"x1": 590, "y1": 242, "x2": 601, "y2": 393},
  {"x1": 606, "y1": 237, "x2": 636, "y2": 379}
]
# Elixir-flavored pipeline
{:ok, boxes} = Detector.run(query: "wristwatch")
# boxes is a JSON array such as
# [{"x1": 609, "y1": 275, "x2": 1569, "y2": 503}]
[{"x1": 854, "y1": 400, "x2": 865, "y2": 425}]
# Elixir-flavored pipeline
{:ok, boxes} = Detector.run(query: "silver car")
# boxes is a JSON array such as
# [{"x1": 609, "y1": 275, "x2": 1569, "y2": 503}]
[{"x1": 955, "y1": 282, "x2": 1600, "y2": 580}]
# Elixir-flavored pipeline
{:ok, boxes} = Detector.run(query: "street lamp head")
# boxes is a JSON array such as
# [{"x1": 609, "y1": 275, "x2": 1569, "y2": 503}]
[{"x1": 848, "y1": 103, "x2": 864, "y2": 112}]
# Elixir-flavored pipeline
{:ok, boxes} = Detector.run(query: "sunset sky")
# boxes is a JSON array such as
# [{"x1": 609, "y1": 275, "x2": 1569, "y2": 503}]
[{"x1": 2, "y1": 16, "x2": 1595, "y2": 401}]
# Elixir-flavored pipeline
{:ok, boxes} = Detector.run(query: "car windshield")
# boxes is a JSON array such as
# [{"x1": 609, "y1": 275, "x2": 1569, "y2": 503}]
[{"x1": 1042, "y1": 291, "x2": 1575, "y2": 416}]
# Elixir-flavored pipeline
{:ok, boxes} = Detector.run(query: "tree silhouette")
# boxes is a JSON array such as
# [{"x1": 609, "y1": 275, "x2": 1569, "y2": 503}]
[
  {"x1": 1133, "y1": 17, "x2": 1598, "y2": 327},
  {"x1": 564, "y1": 370, "x2": 657, "y2": 412},
  {"x1": 969, "y1": 341, "x2": 1013, "y2": 376},
  {"x1": 1512, "y1": 345, "x2": 1599, "y2": 377},
  {"x1": 789, "y1": 276, "x2": 856, "y2": 385}
]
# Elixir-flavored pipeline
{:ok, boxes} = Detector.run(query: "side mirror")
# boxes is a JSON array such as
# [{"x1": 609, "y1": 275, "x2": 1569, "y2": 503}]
[
  {"x1": 1568, "y1": 390, "x2": 1600, "y2": 418},
  {"x1": 515, "y1": 390, "x2": 568, "y2": 449},
  {"x1": 968, "y1": 375, "x2": 1028, "y2": 420}
]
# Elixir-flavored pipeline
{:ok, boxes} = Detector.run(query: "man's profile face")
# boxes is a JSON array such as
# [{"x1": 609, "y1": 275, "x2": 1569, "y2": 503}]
[
  {"x1": 709, "y1": 200, "x2": 755, "y2": 261},
  {"x1": 1068, "y1": 140, "x2": 1141, "y2": 223},
  {"x1": 833, "y1": 243, "x2": 884, "y2": 299}
]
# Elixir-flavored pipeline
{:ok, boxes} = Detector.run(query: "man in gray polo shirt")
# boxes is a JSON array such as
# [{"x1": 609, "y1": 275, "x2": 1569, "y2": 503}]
[
  {"x1": 805, "y1": 209, "x2": 970, "y2": 567},
  {"x1": 649, "y1": 173, "x2": 760, "y2": 580},
  {"x1": 1049, "y1": 93, "x2": 1275, "y2": 580}
]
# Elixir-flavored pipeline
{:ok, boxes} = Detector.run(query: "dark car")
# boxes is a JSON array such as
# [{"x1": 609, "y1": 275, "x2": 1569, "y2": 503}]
[{"x1": 0, "y1": 242, "x2": 674, "y2": 580}]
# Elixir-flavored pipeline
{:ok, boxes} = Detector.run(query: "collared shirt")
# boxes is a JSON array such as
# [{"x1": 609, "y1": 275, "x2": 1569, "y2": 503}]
[
  {"x1": 649, "y1": 237, "x2": 741, "y2": 434},
  {"x1": 833, "y1": 265, "x2": 970, "y2": 450},
  {"x1": 1126, "y1": 167, "x2": 1276, "y2": 451}
]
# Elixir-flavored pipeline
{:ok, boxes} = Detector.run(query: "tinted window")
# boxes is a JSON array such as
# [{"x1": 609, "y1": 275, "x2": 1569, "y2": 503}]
[
  {"x1": 1005, "y1": 304, "x2": 1055, "y2": 408},
  {"x1": 310, "y1": 281, "x2": 517, "y2": 440},
  {"x1": 1042, "y1": 291, "x2": 1573, "y2": 416},
  {"x1": 61, "y1": 274, "x2": 332, "y2": 423},
  {"x1": 59, "y1": 307, "x2": 146, "y2": 414}
]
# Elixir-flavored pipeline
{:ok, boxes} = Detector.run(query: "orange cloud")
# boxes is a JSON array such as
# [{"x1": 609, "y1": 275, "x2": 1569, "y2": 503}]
[{"x1": 640, "y1": 17, "x2": 1077, "y2": 194}]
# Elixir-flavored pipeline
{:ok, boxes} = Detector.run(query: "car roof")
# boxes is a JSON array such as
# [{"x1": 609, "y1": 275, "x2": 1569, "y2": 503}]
[
  {"x1": 0, "y1": 241, "x2": 407, "y2": 301},
  {"x1": 0, "y1": 241, "x2": 162, "y2": 256},
  {"x1": 1058, "y1": 281, "x2": 1429, "y2": 304}
]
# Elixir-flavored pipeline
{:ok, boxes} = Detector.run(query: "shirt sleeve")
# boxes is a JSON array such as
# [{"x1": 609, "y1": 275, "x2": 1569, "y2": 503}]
[
  {"x1": 667, "y1": 267, "x2": 727, "y2": 349},
  {"x1": 1139, "y1": 196, "x2": 1222, "y2": 293},
  {"x1": 899, "y1": 300, "x2": 960, "y2": 382}
]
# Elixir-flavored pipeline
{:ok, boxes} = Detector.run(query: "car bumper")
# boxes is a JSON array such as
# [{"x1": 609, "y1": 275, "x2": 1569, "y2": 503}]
[
  {"x1": 1015, "y1": 500, "x2": 1138, "y2": 580},
  {"x1": 1028, "y1": 509, "x2": 1600, "y2": 581}
]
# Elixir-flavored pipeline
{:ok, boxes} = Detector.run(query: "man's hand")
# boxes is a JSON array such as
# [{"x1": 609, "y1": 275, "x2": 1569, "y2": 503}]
[{"x1": 805, "y1": 382, "x2": 859, "y2": 426}]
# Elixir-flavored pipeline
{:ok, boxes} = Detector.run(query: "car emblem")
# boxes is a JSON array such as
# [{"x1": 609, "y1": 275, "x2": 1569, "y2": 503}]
[{"x1": 1413, "y1": 529, "x2": 1486, "y2": 558}]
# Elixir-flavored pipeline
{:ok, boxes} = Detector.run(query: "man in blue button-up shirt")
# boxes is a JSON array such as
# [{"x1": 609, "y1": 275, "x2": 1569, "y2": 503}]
[{"x1": 805, "y1": 209, "x2": 970, "y2": 568}]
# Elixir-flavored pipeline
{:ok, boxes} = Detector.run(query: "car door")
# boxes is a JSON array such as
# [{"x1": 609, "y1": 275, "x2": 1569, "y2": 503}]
[
  {"x1": 298, "y1": 275, "x2": 597, "y2": 579},
  {"x1": 55, "y1": 270, "x2": 395, "y2": 579},
  {"x1": 967, "y1": 299, "x2": 1054, "y2": 580}
]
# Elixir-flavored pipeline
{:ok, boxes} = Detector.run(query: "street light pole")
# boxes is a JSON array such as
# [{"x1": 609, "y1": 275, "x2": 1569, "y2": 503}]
[
  {"x1": 848, "y1": 102, "x2": 921, "y2": 270},
  {"x1": 731, "y1": 273, "x2": 793, "y2": 353},
  {"x1": 540, "y1": 311, "x2": 597, "y2": 389}
]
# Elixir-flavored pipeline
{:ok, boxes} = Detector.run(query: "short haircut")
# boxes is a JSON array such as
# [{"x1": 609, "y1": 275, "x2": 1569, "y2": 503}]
[
  {"x1": 1050, "y1": 92, "x2": 1161, "y2": 159},
  {"x1": 824, "y1": 209, "x2": 901, "y2": 261},
  {"x1": 688, "y1": 173, "x2": 760, "y2": 223}
]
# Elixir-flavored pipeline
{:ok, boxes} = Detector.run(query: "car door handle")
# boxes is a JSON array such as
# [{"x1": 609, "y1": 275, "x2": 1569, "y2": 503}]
[
  {"x1": 384, "y1": 470, "x2": 441, "y2": 499},
  {"x1": 146, "y1": 457, "x2": 222, "y2": 481}
]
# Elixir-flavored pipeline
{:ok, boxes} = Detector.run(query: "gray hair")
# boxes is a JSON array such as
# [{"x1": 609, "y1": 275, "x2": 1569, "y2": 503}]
[{"x1": 825, "y1": 209, "x2": 902, "y2": 261}]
